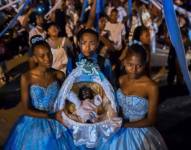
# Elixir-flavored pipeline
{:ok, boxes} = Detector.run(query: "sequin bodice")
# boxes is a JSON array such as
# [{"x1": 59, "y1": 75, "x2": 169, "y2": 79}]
[
  {"x1": 117, "y1": 89, "x2": 148, "y2": 122},
  {"x1": 30, "y1": 81, "x2": 59, "y2": 112}
]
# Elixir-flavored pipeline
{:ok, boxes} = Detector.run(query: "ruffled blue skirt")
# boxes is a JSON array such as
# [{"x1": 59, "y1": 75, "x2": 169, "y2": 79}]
[
  {"x1": 4, "y1": 115, "x2": 77, "y2": 150},
  {"x1": 97, "y1": 127, "x2": 168, "y2": 150}
]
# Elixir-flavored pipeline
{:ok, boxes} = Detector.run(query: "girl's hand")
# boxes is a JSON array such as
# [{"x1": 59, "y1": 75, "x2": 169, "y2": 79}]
[{"x1": 55, "y1": 111, "x2": 64, "y2": 124}]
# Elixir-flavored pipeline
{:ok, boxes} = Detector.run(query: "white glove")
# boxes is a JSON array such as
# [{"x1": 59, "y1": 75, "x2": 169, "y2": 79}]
[{"x1": 76, "y1": 99, "x2": 96, "y2": 122}]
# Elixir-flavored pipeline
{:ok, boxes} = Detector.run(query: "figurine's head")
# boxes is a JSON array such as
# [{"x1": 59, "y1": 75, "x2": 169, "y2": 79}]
[{"x1": 79, "y1": 86, "x2": 94, "y2": 100}]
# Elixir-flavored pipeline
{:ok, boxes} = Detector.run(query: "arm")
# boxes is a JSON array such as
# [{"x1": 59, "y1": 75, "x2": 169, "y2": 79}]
[
  {"x1": 85, "y1": 0, "x2": 97, "y2": 29},
  {"x1": 21, "y1": 74, "x2": 49, "y2": 118},
  {"x1": 119, "y1": 47, "x2": 128, "y2": 61},
  {"x1": 99, "y1": 97, "x2": 117, "y2": 119},
  {"x1": 124, "y1": 83, "x2": 159, "y2": 128},
  {"x1": 21, "y1": 8, "x2": 33, "y2": 27},
  {"x1": 57, "y1": 40, "x2": 73, "y2": 71},
  {"x1": 99, "y1": 35, "x2": 115, "y2": 50}
]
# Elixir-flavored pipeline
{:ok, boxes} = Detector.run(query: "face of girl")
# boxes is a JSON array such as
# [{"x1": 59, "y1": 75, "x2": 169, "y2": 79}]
[
  {"x1": 110, "y1": 10, "x2": 118, "y2": 23},
  {"x1": 34, "y1": 46, "x2": 53, "y2": 68},
  {"x1": 124, "y1": 54, "x2": 145, "y2": 79},
  {"x1": 47, "y1": 25, "x2": 59, "y2": 37},
  {"x1": 79, "y1": 33, "x2": 98, "y2": 57}
]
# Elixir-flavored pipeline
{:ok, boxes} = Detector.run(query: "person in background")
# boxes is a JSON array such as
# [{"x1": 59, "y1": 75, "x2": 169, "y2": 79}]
[
  {"x1": 29, "y1": 14, "x2": 46, "y2": 40},
  {"x1": 46, "y1": 22, "x2": 73, "y2": 74},
  {"x1": 167, "y1": 28, "x2": 191, "y2": 85}
]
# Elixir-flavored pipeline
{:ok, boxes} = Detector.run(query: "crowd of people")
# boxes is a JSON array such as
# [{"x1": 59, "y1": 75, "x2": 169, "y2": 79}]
[{"x1": 1, "y1": 0, "x2": 191, "y2": 149}]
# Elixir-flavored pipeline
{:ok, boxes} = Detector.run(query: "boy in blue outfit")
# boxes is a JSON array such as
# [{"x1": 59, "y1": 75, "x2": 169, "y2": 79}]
[{"x1": 66, "y1": 28, "x2": 115, "y2": 86}]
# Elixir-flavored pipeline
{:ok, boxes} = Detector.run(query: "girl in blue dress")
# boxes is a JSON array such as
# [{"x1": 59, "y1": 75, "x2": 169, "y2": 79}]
[
  {"x1": 97, "y1": 44, "x2": 168, "y2": 150},
  {"x1": 4, "y1": 35, "x2": 75, "y2": 150}
]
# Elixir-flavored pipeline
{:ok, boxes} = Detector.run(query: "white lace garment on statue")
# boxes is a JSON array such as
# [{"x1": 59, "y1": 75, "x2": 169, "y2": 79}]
[{"x1": 54, "y1": 59, "x2": 122, "y2": 148}]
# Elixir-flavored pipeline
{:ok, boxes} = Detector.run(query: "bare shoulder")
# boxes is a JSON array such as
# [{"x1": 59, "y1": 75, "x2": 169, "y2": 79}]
[
  {"x1": 21, "y1": 71, "x2": 31, "y2": 81},
  {"x1": 54, "y1": 70, "x2": 65, "y2": 81},
  {"x1": 21, "y1": 71, "x2": 31, "y2": 85},
  {"x1": 119, "y1": 75, "x2": 128, "y2": 86},
  {"x1": 148, "y1": 79, "x2": 158, "y2": 90},
  {"x1": 144, "y1": 77, "x2": 159, "y2": 95}
]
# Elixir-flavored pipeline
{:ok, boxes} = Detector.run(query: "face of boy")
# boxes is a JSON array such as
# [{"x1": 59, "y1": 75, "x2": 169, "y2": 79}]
[{"x1": 79, "y1": 33, "x2": 98, "y2": 57}]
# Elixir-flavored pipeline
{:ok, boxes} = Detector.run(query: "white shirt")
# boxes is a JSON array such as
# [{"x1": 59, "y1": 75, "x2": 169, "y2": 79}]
[
  {"x1": 105, "y1": 21, "x2": 126, "y2": 50},
  {"x1": 49, "y1": 38, "x2": 68, "y2": 73}
]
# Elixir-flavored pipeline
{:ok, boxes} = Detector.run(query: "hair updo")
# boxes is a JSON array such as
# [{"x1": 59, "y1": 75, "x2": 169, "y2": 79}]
[
  {"x1": 125, "y1": 44, "x2": 147, "y2": 64},
  {"x1": 30, "y1": 35, "x2": 50, "y2": 55}
]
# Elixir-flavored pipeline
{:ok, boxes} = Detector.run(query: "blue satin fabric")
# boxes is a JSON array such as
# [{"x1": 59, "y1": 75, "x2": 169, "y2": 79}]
[
  {"x1": 163, "y1": 0, "x2": 191, "y2": 95},
  {"x1": 80, "y1": 0, "x2": 89, "y2": 22},
  {"x1": 95, "y1": 0, "x2": 105, "y2": 30},
  {"x1": 4, "y1": 82, "x2": 76, "y2": 150},
  {"x1": 128, "y1": 0, "x2": 132, "y2": 18},
  {"x1": 96, "y1": 89, "x2": 167, "y2": 150}
]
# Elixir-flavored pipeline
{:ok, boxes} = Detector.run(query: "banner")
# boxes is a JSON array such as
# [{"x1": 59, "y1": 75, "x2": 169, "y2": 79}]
[
  {"x1": 0, "y1": 0, "x2": 31, "y2": 38},
  {"x1": 163, "y1": 0, "x2": 191, "y2": 95}
]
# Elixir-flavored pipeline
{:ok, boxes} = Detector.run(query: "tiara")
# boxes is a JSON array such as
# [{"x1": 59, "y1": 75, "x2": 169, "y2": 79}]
[{"x1": 30, "y1": 36, "x2": 44, "y2": 45}]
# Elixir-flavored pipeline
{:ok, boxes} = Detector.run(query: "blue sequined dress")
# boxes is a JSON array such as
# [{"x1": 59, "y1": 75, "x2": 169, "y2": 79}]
[
  {"x1": 4, "y1": 81, "x2": 75, "y2": 150},
  {"x1": 97, "y1": 89, "x2": 168, "y2": 150}
]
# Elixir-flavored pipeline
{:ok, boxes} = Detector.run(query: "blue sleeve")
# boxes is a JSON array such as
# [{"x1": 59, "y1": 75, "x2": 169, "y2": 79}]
[
  {"x1": 104, "y1": 58, "x2": 116, "y2": 87},
  {"x1": 66, "y1": 57, "x2": 73, "y2": 76}
]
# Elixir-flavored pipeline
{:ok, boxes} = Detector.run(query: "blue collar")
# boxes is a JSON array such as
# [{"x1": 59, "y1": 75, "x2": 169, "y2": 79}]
[{"x1": 78, "y1": 53, "x2": 98, "y2": 64}]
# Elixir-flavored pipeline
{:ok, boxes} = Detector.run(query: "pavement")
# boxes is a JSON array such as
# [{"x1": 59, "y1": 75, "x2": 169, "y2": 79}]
[
  {"x1": 0, "y1": 103, "x2": 23, "y2": 146},
  {"x1": 156, "y1": 94, "x2": 191, "y2": 150}
]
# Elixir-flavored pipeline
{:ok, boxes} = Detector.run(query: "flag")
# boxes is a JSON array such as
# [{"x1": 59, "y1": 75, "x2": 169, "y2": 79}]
[{"x1": 163, "y1": 0, "x2": 191, "y2": 95}]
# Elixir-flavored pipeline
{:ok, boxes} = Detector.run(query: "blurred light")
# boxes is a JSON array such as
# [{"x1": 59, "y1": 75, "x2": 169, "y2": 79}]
[{"x1": 35, "y1": 4, "x2": 46, "y2": 15}]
